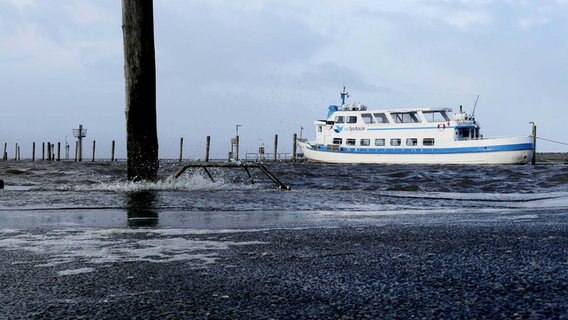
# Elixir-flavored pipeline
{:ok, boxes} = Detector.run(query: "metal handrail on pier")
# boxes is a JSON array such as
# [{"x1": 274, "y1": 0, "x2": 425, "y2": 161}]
[{"x1": 172, "y1": 162, "x2": 291, "y2": 191}]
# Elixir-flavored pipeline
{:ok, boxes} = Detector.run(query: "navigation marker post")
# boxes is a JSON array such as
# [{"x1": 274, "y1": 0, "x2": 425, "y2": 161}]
[{"x1": 73, "y1": 124, "x2": 87, "y2": 162}]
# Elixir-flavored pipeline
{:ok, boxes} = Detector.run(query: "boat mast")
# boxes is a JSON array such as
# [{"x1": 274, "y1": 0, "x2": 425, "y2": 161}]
[
  {"x1": 340, "y1": 86, "x2": 350, "y2": 105},
  {"x1": 472, "y1": 94, "x2": 480, "y2": 117}
]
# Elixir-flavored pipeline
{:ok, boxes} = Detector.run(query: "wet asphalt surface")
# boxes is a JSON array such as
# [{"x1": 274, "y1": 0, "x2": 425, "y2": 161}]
[{"x1": 1, "y1": 221, "x2": 567, "y2": 319}]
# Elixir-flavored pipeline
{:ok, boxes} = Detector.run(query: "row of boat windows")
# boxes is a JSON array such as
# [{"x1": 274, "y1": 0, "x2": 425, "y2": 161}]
[
  {"x1": 332, "y1": 138, "x2": 436, "y2": 147},
  {"x1": 334, "y1": 111, "x2": 450, "y2": 125}
]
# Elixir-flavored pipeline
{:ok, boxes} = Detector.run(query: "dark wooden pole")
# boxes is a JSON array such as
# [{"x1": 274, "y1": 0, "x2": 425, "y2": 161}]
[
  {"x1": 236, "y1": 136, "x2": 240, "y2": 161},
  {"x1": 47, "y1": 142, "x2": 51, "y2": 161},
  {"x1": 274, "y1": 134, "x2": 278, "y2": 162},
  {"x1": 2, "y1": 143, "x2": 7, "y2": 160},
  {"x1": 92, "y1": 140, "x2": 96, "y2": 162},
  {"x1": 57, "y1": 142, "x2": 61, "y2": 161},
  {"x1": 111, "y1": 140, "x2": 116, "y2": 162},
  {"x1": 122, "y1": 0, "x2": 159, "y2": 181},
  {"x1": 14, "y1": 143, "x2": 18, "y2": 161},
  {"x1": 42, "y1": 142, "x2": 45, "y2": 161},
  {"x1": 531, "y1": 123, "x2": 537, "y2": 165},
  {"x1": 179, "y1": 137, "x2": 184, "y2": 162},
  {"x1": 292, "y1": 133, "x2": 297, "y2": 162},
  {"x1": 32, "y1": 142, "x2": 35, "y2": 161},
  {"x1": 205, "y1": 136, "x2": 211, "y2": 162}
]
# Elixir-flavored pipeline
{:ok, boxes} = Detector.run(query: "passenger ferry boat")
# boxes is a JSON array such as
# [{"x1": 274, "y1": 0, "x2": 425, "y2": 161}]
[{"x1": 297, "y1": 88, "x2": 535, "y2": 164}]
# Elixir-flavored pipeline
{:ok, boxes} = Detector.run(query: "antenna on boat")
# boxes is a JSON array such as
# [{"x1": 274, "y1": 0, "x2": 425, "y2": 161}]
[
  {"x1": 340, "y1": 86, "x2": 350, "y2": 105},
  {"x1": 472, "y1": 94, "x2": 480, "y2": 116}
]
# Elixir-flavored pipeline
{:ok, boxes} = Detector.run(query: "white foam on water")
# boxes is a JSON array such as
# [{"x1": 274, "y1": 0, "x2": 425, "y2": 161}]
[
  {"x1": 0, "y1": 228, "x2": 267, "y2": 274},
  {"x1": 381, "y1": 190, "x2": 566, "y2": 202},
  {"x1": 500, "y1": 214, "x2": 539, "y2": 220},
  {"x1": 57, "y1": 268, "x2": 95, "y2": 276},
  {"x1": 44, "y1": 172, "x2": 256, "y2": 192}
]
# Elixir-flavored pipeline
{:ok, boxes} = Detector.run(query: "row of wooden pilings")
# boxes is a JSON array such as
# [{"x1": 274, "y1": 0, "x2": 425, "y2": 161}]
[
  {"x1": 1, "y1": 134, "x2": 301, "y2": 162},
  {"x1": 179, "y1": 134, "x2": 300, "y2": 162},
  {"x1": 1, "y1": 141, "x2": 117, "y2": 162}
]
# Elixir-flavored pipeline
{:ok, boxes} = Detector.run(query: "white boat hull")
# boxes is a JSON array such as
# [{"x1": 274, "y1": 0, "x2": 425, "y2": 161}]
[{"x1": 298, "y1": 137, "x2": 534, "y2": 165}]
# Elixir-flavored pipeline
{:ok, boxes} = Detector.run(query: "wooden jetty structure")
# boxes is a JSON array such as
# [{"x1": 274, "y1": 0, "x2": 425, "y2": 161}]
[{"x1": 173, "y1": 162, "x2": 291, "y2": 191}]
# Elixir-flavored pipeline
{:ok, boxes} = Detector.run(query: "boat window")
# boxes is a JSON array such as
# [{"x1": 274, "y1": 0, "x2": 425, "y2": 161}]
[
  {"x1": 332, "y1": 138, "x2": 342, "y2": 145},
  {"x1": 335, "y1": 116, "x2": 345, "y2": 124},
  {"x1": 391, "y1": 112, "x2": 420, "y2": 123},
  {"x1": 361, "y1": 113, "x2": 375, "y2": 124},
  {"x1": 423, "y1": 138, "x2": 435, "y2": 146},
  {"x1": 360, "y1": 139, "x2": 370, "y2": 146},
  {"x1": 346, "y1": 116, "x2": 358, "y2": 124},
  {"x1": 456, "y1": 128, "x2": 471, "y2": 140},
  {"x1": 375, "y1": 138, "x2": 385, "y2": 146},
  {"x1": 406, "y1": 138, "x2": 418, "y2": 146},
  {"x1": 373, "y1": 113, "x2": 389, "y2": 123},
  {"x1": 423, "y1": 111, "x2": 450, "y2": 122},
  {"x1": 346, "y1": 139, "x2": 356, "y2": 146},
  {"x1": 390, "y1": 138, "x2": 401, "y2": 146}
]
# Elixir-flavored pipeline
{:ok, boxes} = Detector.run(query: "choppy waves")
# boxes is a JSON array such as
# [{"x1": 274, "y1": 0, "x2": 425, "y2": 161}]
[{"x1": 1, "y1": 161, "x2": 568, "y2": 213}]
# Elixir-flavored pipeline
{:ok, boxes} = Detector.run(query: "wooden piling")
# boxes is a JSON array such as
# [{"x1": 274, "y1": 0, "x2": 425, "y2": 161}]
[
  {"x1": 14, "y1": 143, "x2": 18, "y2": 161},
  {"x1": 292, "y1": 133, "x2": 297, "y2": 162},
  {"x1": 205, "y1": 136, "x2": 211, "y2": 162},
  {"x1": 17, "y1": 145, "x2": 21, "y2": 161},
  {"x1": 74, "y1": 141, "x2": 78, "y2": 162},
  {"x1": 122, "y1": 0, "x2": 159, "y2": 181},
  {"x1": 32, "y1": 142, "x2": 35, "y2": 161},
  {"x1": 57, "y1": 142, "x2": 61, "y2": 161},
  {"x1": 3, "y1": 143, "x2": 7, "y2": 161},
  {"x1": 47, "y1": 142, "x2": 52, "y2": 161},
  {"x1": 179, "y1": 137, "x2": 183, "y2": 162},
  {"x1": 236, "y1": 136, "x2": 240, "y2": 161},
  {"x1": 42, "y1": 142, "x2": 45, "y2": 161},
  {"x1": 274, "y1": 134, "x2": 278, "y2": 162},
  {"x1": 92, "y1": 140, "x2": 96, "y2": 162},
  {"x1": 531, "y1": 123, "x2": 537, "y2": 165},
  {"x1": 111, "y1": 140, "x2": 116, "y2": 162}
]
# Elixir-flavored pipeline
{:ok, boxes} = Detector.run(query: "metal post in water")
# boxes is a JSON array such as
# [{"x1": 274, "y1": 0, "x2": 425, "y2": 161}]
[
  {"x1": 2, "y1": 143, "x2": 7, "y2": 161},
  {"x1": 78, "y1": 124, "x2": 83, "y2": 162},
  {"x1": 74, "y1": 141, "x2": 78, "y2": 161},
  {"x1": 205, "y1": 136, "x2": 210, "y2": 162}
]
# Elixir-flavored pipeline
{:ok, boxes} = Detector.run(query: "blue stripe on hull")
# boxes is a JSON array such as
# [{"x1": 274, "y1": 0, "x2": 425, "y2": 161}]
[{"x1": 315, "y1": 143, "x2": 533, "y2": 154}]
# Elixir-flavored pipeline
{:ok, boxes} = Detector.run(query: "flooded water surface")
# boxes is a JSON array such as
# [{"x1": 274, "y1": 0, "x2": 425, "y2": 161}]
[
  {"x1": 2, "y1": 160, "x2": 568, "y2": 318},
  {"x1": 1, "y1": 160, "x2": 567, "y2": 229}
]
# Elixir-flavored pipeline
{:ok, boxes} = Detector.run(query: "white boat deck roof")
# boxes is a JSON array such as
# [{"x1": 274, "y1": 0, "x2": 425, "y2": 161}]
[{"x1": 338, "y1": 107, "x2": 453, "y2": 113}]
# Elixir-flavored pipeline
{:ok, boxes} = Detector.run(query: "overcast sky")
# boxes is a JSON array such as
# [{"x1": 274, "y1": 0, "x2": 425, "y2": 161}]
[{"x1": 1, "y1": 0, "x2": 567, "y2": 159}]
